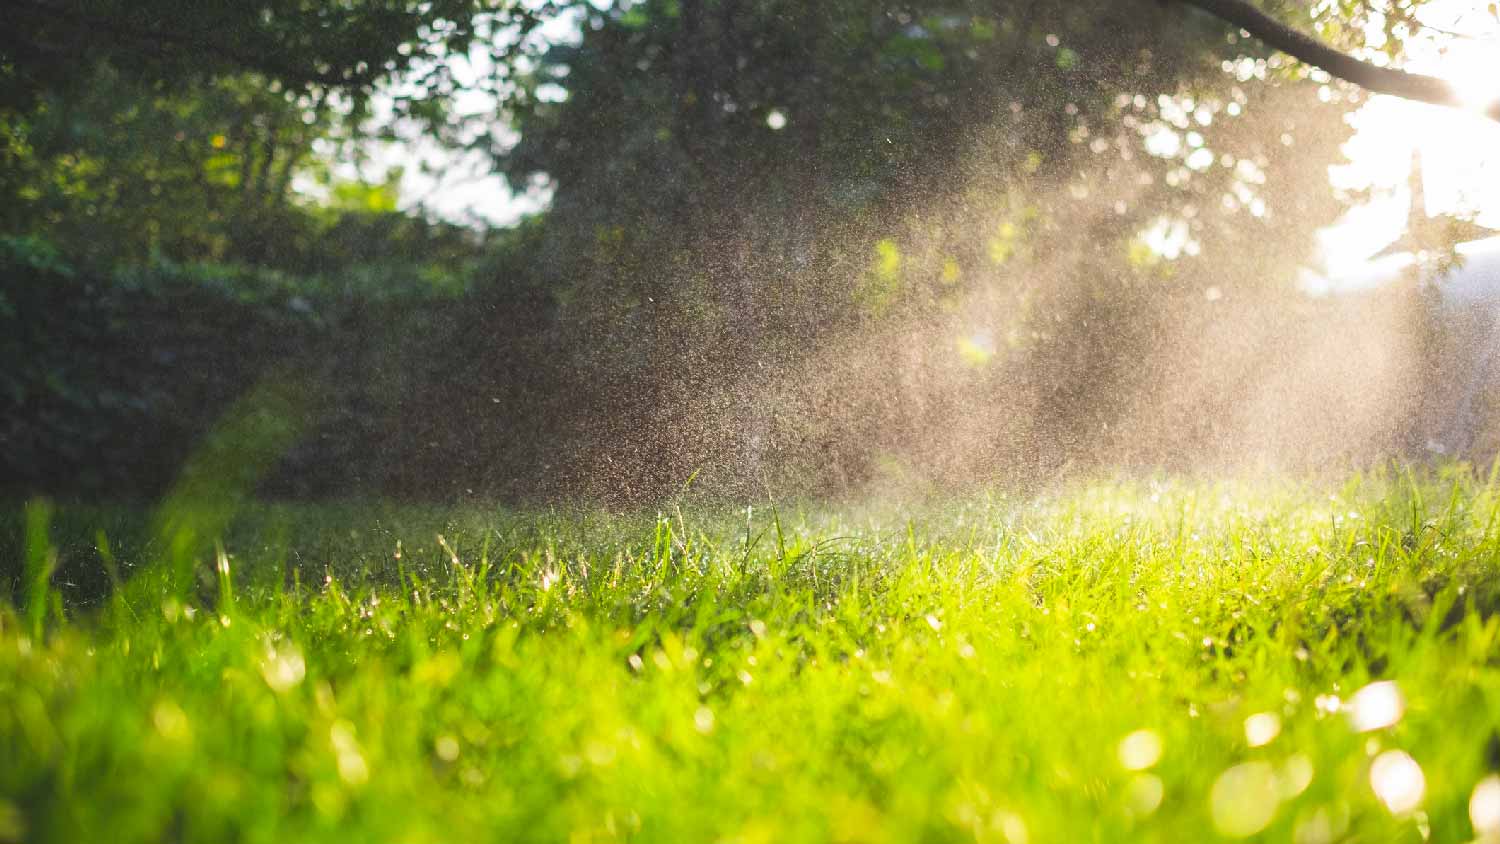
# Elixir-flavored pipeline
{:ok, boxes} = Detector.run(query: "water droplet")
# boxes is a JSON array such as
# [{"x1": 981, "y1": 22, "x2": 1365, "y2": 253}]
[
  {"x1": 1369, "y1": 750, "x2": 1424, "y2": 814},
  {"x1": 693, "y1": 706, "x2": 715, "y2": 734},
  {"x1": 1470, "y1": 775, "x2": 1500, "y2": 835},
  {"x1": 1118, "y1": 729, "x2": 1163, "y2": 771},
  {"x1": 258, "y1": 640, "x2": 306, "y2": 693},
  {"x1": 330, "y1": 721, "x2": 369, "y2": 786},
  {"x1": 1280, "y1": 754, "x2": 1315, "y2": 798},
  {"x1": 1292, "y1": 805, "x2": 1348, "y2": 844},
  {"x1": 151, "y1": 699, "x2": 192, "y2": 742},
  {"x1": 1347, "y1": 681, "x2": 1404, "y2": 732},
  {"x1": 1126, "y1": 773, "x2": 1165, "y2": 817},
  {"x1": 1211, "y1": 762, "x2": 1281, "y2": 837},
  {"x1": 585, "y1": 740, "x2": 616, "y2": 766},
  {"x1": 994, "y1": 811, "x2": 1028, "y2": 844},
  {"x1": 1313, "y1": 693, "x2": 1341, "y2": 716},
  {"x1": 1244, "y1": 712, "x2": 1282, "y2": 747}
]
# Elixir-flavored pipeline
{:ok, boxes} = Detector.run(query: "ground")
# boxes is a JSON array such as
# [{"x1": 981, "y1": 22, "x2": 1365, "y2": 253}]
[{"x1": 5, "y1": 468, "x2": 1500, "y2": 843}]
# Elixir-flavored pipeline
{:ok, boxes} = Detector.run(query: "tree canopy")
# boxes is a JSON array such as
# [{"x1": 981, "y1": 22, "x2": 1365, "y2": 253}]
[{"x1": 4, "y1": 0, "x2": 1490, "y2": 498}]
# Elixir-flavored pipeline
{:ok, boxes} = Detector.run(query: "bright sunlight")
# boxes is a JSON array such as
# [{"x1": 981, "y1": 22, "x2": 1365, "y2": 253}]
[{"x1": 1319, "y1": 0, "x2": 1500, "y2": 277}]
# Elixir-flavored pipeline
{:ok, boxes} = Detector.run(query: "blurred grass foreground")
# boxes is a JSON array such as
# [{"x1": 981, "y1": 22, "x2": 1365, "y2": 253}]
[
  {"x1": 6, "y1": 469, "x2": 1500, "y2": 842},
  {"x1": 6, "y1": 0, "x2": 1500, "y2": 840}
]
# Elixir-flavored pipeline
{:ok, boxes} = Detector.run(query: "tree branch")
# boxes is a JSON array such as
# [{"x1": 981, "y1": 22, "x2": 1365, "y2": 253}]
[{"x1": 1180, "y1": 0, "x2": 1500, "y2": 122}]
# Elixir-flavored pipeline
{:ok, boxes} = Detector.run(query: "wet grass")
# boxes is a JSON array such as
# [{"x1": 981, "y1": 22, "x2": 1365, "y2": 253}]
[{"x1": 6, "y1": 468, "x2": 1500, "y2": 842}]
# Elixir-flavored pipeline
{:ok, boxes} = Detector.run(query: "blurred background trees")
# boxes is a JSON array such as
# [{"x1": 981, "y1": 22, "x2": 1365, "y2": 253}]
[{"x1": 0, "y1": 0, "x2": 1464, "y2": 502}]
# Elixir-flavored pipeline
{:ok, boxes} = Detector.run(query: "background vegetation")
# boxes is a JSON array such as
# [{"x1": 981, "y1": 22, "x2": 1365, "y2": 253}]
[
  {"x1": 7, "y1": 4, "x2": 1500, "y2": 842},
  {"x1": 5, "y1": 0, "x2": 1465, "y2": 504}
]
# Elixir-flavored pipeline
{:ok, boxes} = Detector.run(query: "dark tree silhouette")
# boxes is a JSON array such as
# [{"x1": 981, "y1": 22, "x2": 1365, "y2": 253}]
[{"x1": 1183, "y1": 0, "x2": 1500, "y2": 121}]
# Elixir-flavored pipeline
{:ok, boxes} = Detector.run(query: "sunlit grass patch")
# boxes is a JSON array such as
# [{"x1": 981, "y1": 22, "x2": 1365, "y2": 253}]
[{"x1": 5, "y1": 469, "x2": 1500, "y2": 841}]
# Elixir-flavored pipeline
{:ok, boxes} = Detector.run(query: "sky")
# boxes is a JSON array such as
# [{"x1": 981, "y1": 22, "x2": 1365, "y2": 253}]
[
  {"x1": 1316, "y1": 0, "x2": 1500, "y2": 277},
  {"x1": 304, "y1": 6, "x2": 588, "y2": 227}
]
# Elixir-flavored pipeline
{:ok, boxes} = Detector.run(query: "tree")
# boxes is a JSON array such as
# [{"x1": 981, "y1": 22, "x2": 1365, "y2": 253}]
[
  {"x1": 0, "y1": 67, "x2": 327, "y2": 265},
  {"x1": 390, "y1": 0, "x2": 1376, "y2": 498},
  {"x1": 3, "y1": 0, "x2": 527, "y2": 107},
  {"x1": 4, "y1": 0, "x2": 1480, "y2": 497},
  {"x1": 3, "y1": 0, "x2": 547, "y2": 268},
  {"x1": 1181, "y1": 0, "x2": 1500, "y2": 122}
]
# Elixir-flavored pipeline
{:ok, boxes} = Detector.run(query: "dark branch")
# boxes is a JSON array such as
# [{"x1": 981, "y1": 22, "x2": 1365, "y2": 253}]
[{"x1": 1180, "y1": 0, "x2": 1500, "y2": 122}]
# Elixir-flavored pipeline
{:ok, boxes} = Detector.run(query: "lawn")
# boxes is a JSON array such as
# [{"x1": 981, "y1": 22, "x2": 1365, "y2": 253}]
[{"x1": 6, "y1": 469, "x2": 1500, "y2": 843}]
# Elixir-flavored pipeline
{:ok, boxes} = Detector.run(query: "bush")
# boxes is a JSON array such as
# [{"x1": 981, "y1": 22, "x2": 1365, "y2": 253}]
[{"x1": 0, "y1": 236, "x2": 464, "y2": 499}]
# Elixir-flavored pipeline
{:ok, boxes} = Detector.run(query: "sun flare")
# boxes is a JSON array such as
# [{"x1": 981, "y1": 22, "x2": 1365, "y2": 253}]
[
  {"x1": 1317, "y1": 2, "x2": 1500, "y2": 279},
  {"x1": 1442, "y1": 38, "x2": 1500, "y2": 112}
]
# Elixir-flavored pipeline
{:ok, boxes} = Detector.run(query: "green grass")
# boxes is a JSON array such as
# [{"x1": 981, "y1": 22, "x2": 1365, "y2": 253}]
[{"x1": 6, "y1": 470, "x2": 1500, "y2": 843}]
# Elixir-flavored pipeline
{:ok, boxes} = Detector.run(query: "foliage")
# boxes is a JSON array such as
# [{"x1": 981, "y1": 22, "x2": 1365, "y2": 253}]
[
  {"x1": 401, "y1": 0, "x2": 1369, "y2": 499},
  {"x1": 1, "y1": 0, "x2": 555, "y2": 114},
  {"x1": 1, "y1": 0, "x2": 549, "y2": 271},
  {"x1": 0, "y1": 61, "x2": 492, "y2": 271},
  {"x1": 0, "y1": 236, "x2": 476, "y2": 499},
  {"x1": 0, "y1": 0, "x2": 1468, "y2": 502},
  {"x1": 497, "y1": 0, "x2": 1355, "y2": 303},
  {"x1": 6, "y1": 471, "x2": 1500, "y2": 840},
  {"x1": 1, "y1": 67, "x2": 325, "y2": 267}
]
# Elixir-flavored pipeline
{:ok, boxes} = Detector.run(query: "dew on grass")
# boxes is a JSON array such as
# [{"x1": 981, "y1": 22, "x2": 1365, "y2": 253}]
[
  {"x1": 1292, "y1": 805, "x2": 1349, "y2": 844},
  {"x1": 1244, "y1": 712, "x2": 1281, "y2": 747},
  {"x1": 1118, "y1": 729, "x2": 1163, "y2": 770},
  {"x1": 1313, "y1": 694, "x2": 1341, "y2": 717},
  {"x1": 1210, "y1": 761, "x2": 1281, "y2": 837},
  {"x1": 258, "y1": 640, "x2": 306, "y2": 693},
  {"x1": 1369, "y1": 750, "x2": 1423, "y2": 814},
  {"x1": 585, "y1": 740, "x2": 617, "y2": 767},
  {"x1": 1280, "y1": 754, "x2": 1315, "y2": 798},
  {"x1": 330, "y1": 721, "x2": 370, "y2": 786},
  {"x1": 694, "y1": 706, "x2": 715, "y2": 734},
  {"x1": 994, "y1": 811, "x2": 1028, "y2": 844},
  {"x1": 152, "y1": 699, "x2": 192, "y2": 742},
  {"x1": 1126, "y1": 773, "x2": 1165, "y2": 817},
  {"x1": 1470, "y1": 774, "x2": 1500, "y2": 835},
  {"x1": 1347, "y1": 681, "x2": 1404, "y2": 732}
]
